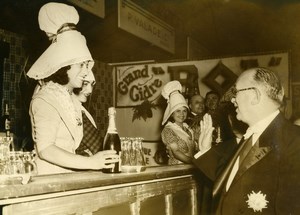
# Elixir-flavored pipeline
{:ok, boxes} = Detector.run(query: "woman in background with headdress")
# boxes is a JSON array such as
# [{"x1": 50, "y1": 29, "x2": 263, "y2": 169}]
[
  {"x1": 161, "y1": 81, "x2": 196, "y2": 164},
  {"x1": 27, "y1": 2, "x2": 118, "y2": 175},
  {"x1": 73, "y1": 70, "x2": 103, "y2": 156}
]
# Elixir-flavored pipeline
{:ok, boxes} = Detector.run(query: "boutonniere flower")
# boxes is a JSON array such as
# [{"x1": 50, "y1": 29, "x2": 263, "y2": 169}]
[{"x1": 246, "y1": 191, "x2": 269, "y2": 212}]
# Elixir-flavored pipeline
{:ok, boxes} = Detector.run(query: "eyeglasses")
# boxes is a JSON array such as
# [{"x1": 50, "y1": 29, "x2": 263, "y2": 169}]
[{"x1": 231, "y1": 87, "x2": 257, "y2": 98}]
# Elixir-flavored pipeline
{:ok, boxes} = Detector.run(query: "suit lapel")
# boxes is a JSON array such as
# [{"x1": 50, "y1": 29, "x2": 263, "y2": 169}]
[
  {"x1": 231, "y1": 114, "x2": 284, "y2": 184},
  {"x1": 233, "y1": 140, "x2": 272, "y2": 181}
]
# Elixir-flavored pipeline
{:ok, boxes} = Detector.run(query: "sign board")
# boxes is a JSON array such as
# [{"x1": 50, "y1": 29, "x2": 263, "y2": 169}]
[
  {"x1": 118, "y1": 0, "x2": 175, "y2": 54},
  {"x1": 114, "y1": 51, "x2": 290, "y2": 108},
  {"x1": 68, "y1": 0, "x2": 105, "y2": 18},
  {"x1": 113, "y1": 51, "x2": 290, "y2": 165}
]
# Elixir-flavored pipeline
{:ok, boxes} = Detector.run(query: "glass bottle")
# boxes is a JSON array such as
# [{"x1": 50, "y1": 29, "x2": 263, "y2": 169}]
[
  {"x1": 1, "y1": 103, "x2": 11, "y2": 137},
  {"x1": 102, "y1": 107, "x2": 121, "y2": 173}
]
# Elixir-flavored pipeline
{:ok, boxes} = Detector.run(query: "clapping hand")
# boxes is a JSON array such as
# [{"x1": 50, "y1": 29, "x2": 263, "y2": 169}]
[{"x1": 198, "y1": 113, "x2": 214, "y2": 151}]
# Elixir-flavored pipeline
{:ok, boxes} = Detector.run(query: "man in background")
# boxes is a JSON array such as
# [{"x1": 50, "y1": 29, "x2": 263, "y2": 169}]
[
  {"x1": 205, "y1": 91, "x2": 220, "y2": 115},
  {"x1": 185, "y1": 94, "x2": 205, "y2": 126},
  {"x1": 205, "y1": 91, "x2": 234, "y2": 143}
]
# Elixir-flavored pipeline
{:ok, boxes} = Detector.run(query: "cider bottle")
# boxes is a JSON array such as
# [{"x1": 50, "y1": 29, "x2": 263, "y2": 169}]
[{"x1": 102, "y1": 107, "x2": 121, "y2": 173}]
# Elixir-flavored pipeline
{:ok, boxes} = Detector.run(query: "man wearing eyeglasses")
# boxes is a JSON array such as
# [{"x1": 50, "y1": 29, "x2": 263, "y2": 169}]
[{"x1": 193, "y1": 67, "x2": 300, "y2": 214}]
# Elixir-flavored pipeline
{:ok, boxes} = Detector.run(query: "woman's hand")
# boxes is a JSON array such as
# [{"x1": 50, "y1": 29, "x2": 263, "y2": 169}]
[
  {"x1": 89, "y1": 150, "x2": 119, "y2": 170},
  {"x1": 38, "y1": 146, "x2": 119, "y2": 170},
  {"x1": 198, "y1": 113, "x2": 214, "y2": 151}
]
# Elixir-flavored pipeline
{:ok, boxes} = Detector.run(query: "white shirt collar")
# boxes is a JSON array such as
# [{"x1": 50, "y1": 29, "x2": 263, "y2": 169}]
[{"x1": 243, "y1": 110, "x2": 280, "y2": 142}]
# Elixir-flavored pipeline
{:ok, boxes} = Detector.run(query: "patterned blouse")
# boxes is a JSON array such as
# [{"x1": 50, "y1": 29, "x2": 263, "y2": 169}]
[{"x1": 161, "y1": 122, "x2": 196, "y2": 165}]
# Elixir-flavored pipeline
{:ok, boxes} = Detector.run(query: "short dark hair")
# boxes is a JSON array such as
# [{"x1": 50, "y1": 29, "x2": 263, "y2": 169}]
[
  {"x1": 188, "y1": 94, "x2": 204, "y2": 106},
  {"x1": 44, "y1": 65, "x2": 70, "y2": 85},
  {"x1": 205, "y1": 91, "x2": 220, "y2": 99}
]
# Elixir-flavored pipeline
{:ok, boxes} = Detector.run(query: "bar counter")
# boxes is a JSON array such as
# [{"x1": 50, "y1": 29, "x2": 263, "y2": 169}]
[{"x1": 0, "y1": 164, "x2": 200, "y2": 215}]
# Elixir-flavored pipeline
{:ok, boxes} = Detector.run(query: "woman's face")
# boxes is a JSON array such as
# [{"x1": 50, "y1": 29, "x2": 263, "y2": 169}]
[
  {"x1": 171, "y1": 107, "x2": 188, "y2": 125},
  {"x1": 66, "y1": 61, "x2": 89, "y2": 89},
  {"x1": 76, "y1": 79, "x2": 95, "y2": 103}
]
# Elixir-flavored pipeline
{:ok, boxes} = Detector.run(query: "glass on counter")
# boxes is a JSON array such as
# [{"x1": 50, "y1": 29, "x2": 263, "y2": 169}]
[
  {"x1": 0, "y1": 136, "x2": 12, "y2": 174},
  {"x1": 23, "y1": 151, "x2": 37, "y2": 175},
  {"x1": 3, "y1": 150, "x2": 37, "y2": 176},
  {"x1": 6, "y1": 151, "x2": 25, "y2": 175},
  {"x1": 0, "y1": 147, "x2": 37, "y2": 185},
  {"x1": 120, "y1": 137, "x2": 146, "y2": 173},
  {"x1": 120, "y1": 137, "x2": 131, "y2": 166},
  {"x1": 135, "y1": 137, "x2": 146, "y2": 166},
  {"x1": 0, "y1": 135, "x2": 36, "y2": 185}
]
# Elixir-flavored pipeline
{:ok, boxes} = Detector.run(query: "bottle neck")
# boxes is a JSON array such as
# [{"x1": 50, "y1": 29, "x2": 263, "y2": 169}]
[
  {"x1": 4, "y1": 104, "x2": 9, "y2": 115},
  {"x1": 107, "y1": 114, "x2": 117, "y2": 134}
]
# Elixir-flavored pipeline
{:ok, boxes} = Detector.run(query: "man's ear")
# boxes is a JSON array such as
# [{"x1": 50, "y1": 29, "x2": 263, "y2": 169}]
[{"x1": 251, "y1": 97, "x2": 259, "y2": 105}]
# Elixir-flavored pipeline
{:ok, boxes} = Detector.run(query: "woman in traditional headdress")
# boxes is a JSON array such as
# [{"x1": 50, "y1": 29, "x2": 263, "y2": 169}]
[
  {"x1": 38, "y1": 2, "x2": 103, "y2": 157},
  {"x1": 38, "y1": 2, "x2": 80, "y2": 42},
  {"x1": 27, "y1": 2, "x2": 118, "y2": 175},
  {"x1": 161, "y1": 81, "x2": 196, "y2": 164}
]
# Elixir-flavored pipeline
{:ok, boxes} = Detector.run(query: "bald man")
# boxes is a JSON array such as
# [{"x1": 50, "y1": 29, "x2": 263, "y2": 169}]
[
  {"x1": 194, "y1": 67, "x2": 300, "y2": 214},
  {"x1": 185, "y1": 94, "x2": 205, "y2": 126}
]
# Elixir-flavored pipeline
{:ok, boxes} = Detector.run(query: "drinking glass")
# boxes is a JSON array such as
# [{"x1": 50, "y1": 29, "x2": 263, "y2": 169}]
[
  {"x1": 0, "y1": 137, "x2": 12, "y2": 174},
  {"x1": 5, "y1": 151, "x2": 25, "y2": 175},
  {"x1": 23, "y1": 151, "x2": 37, "y2": 175},
  {"x1": 135, "y1": 137, "x2": 146, "y2": 166},
  {"x1": 120, "y1": 137, "x2": 146, "y2": 173},
  {"x1": 120, "y1": 137, "x2": 131, "y2": 166}
]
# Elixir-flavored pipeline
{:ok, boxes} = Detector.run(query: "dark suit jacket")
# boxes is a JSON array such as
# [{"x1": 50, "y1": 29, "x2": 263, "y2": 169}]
[
  {"x1": 185, "y1": 111, "x2": 197, "y2": 127},
  {"x1": 193, "y1": 113, "x2": 300, "y2": 214}
]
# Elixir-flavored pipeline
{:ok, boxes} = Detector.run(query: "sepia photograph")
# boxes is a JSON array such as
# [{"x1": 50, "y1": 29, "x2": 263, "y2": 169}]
[{"x1": 0, "y1": 0, "x2": 300, "y2": 214}]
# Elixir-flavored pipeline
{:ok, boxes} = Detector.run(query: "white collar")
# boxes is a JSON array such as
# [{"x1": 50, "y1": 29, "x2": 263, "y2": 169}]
[
  {"x1": 244, "y1": 110, "x2": 280, "y2": 140},
  {"x1": 191, "y1": 112, "x2": 197, "y2": 116},
  {"x1": 166, "y1": 121, "x2": 189, "y2": 129}
]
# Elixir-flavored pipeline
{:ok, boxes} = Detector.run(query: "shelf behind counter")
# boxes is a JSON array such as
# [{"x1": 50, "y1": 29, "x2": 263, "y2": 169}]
[{"x1": 0, "y1": 164, "x2": 201, "y2": 215}]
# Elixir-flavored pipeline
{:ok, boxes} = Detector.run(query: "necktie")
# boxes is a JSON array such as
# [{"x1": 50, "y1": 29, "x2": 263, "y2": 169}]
[
  {"x1": 75, "y1": 111, "x2": 102, "y2": 156},
  {"x1": 212, "y1": 135, "x2": 253, "y2": 197},
  {"x1": 238, "y1": 136, "x2": 253, "y2": 166}
]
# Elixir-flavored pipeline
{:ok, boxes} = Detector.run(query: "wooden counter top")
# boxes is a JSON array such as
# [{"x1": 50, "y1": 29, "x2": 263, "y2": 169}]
[{"x1": 0, "y1": 164, "x2": 196, "y2": 205}]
